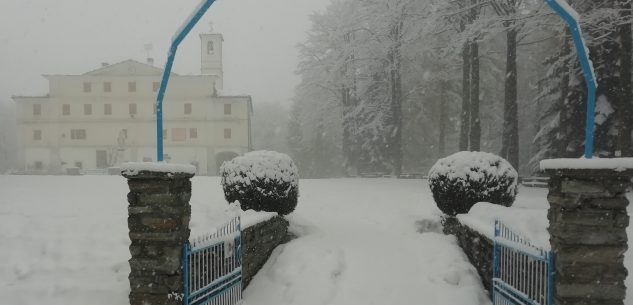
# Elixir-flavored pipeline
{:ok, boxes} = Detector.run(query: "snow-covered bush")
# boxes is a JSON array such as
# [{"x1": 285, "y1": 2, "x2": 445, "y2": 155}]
[
  {"x1": 220, "y1": 151, "x2": 299, "y2": 215},
  {"x1": 428, "y1": 151, "x2": 518, "y2": 216}
]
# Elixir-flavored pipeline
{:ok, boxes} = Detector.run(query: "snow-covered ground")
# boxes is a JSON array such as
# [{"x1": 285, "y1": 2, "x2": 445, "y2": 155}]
[{"x1": 0, "y1": 175, "x2": 630, "y2": 305}]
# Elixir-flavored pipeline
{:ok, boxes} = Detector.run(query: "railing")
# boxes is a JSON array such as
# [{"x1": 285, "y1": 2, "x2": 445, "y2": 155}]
[
  {"x1": 183, "y1": 216, "x2": 242, "y2": 305},
  {"x1": 493, "y1": 220, "x2": 554, "y2": 305}
]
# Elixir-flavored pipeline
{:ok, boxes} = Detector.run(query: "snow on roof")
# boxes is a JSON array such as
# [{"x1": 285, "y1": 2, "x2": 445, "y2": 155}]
[
  {"x1": 540, "y1": 158, "x2": 633, "y2": 171},
  {"x1": 121, "y1": 162, "x2": 197, "y2": 176}
]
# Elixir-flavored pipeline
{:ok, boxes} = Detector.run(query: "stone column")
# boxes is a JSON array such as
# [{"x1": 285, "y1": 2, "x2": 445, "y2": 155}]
[
  {"x1": 544, "y1": 162, "x2": 633, "y2": 305},
  {"x1": 122, "y1": 164, "x2": 196, "y2": 305}
]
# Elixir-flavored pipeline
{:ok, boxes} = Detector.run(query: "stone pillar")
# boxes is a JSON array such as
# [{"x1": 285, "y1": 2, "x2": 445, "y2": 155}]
[
  {"x1": 122, "y1": 164, "x2": 196, "y2": 305},
  {"x1": 545, "y1": 164, "x2": 633, "y2": 305}
]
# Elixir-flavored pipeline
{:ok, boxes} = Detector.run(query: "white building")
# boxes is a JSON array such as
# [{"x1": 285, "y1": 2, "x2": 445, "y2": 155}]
[{"x1": 13, "y1": 32, "x2": 253, "y2": 175}]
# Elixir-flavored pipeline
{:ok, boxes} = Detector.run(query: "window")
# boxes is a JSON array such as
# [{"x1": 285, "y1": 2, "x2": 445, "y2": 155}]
[
  {"x1": 83, "y1": 82, "x2": 92, "y2": 93},
  {"x1": 153, "y1": 104, "x2": 156, "y2": 115},
  {"x1": 224, "y1": 103, "x2": 232, "y2": 115},
  {"x1": 74, "y1": 161, "x2": 83, "y2": 169},
  {"x1": 163, "y1": 129, "x2": 167, "y2": 139},
  {"x1": 128, "y1": 82, "x2": 136, "y2": 93},
  {"x1": 172, "y1": 128, "x2": 186, "y2": 142},
  {"x1": 129, "y1": 103, "x2": 137, "y2": 116},
  {"x1": 153, "y1": 82, "x2": 160, "y2": 92},
  {"x1": 70, "y1": 129, "x2": 86, "y2": 140},
  {"x1": 33, "y1": 104, "x2": 41, "y2": 116},
  {"x1": 33, "y1": 130, "x2": 42, "y2": 141},
  {"x1": 207, "y1": 41, "x2": 214, "y2": 54},
  {"x1": 62, "y1": 104, "x2": 70, "y2": 116},
  {"x1": 84, "y1": 104, "x2": 92, "y2": 115},
  {"x1": 184, "y1": 103, "x2": 192, "y2": 115},
  {"x1": 142, "y1": 157, "x2": 153, "y2": 162},
  {"x1": 104, "y1": 104, "x2": 112, "y2": 115},
  {"x1": 224, "y1": 128, "x2": 232, "y2": 139},
  {"x1": 34, "y1": 161, "x2": 43, "y2": 170},
  {"x1": 104, "y1": 82, "x2": 112, "y2": 93},
  {"x1": 190, "y1": 128, "x2": 198, "y2": 139}
]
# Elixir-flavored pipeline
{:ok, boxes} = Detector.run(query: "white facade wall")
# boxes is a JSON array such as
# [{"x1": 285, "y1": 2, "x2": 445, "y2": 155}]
[{"x1": 14, "y1": 59, "x2": 252, "y2": 175}]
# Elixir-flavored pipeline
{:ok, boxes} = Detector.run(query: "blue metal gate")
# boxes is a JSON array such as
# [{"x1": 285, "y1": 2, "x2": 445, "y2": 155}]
[
  {"x1": 493, "y1": 220, "x2": 554, "y2": 305},
  {"x1": 183, "y1": 216, "x2": 242, "y2": 305}
]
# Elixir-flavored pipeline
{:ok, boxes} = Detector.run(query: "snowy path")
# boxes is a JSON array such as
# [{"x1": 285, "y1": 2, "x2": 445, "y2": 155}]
[{"x1": 243, "y1": 179, "x2": 490, "y2": 305}]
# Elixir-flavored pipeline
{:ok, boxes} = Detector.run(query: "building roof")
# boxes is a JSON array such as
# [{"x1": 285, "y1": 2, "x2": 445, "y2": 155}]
[{"x1": 43, "y1": 59, "x2": 179, "y2": 78}]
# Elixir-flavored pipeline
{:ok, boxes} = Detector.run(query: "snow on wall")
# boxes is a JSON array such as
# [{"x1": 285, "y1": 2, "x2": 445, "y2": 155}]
[
  {"x1": 428, "y1": 151, "x2": 518, "y2": 197},
  {"x1": 221, "y1": 150, "x2": 299, "y2": 189},
  {"x1": 457, "y1": 202, "x2": 550, "y2": 249},
  {"x1": 540, "y1": 158, "x2": 633, "y2": 171},
  {"x1": 120, "y1": 162, "x2": 197, "y2": 175}
]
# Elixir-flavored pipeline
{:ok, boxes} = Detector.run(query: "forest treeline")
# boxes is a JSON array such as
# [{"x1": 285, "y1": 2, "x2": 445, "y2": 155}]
[{"x1": 286, "y1": 0, "x2": 633, "y2": 178}]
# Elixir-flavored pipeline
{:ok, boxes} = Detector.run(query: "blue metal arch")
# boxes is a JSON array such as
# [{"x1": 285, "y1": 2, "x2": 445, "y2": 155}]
[
  {"x1": 544, "y1": 0, "x2": 598, "y2": 159},
  {"x1": 156, "y1": 0, "x2": 218, "y2": 162}
]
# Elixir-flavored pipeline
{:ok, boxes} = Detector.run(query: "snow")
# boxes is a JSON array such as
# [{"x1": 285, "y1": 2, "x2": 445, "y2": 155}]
[
  {"x1": 0, "y1": 176, "x2": 490, "y2": 305},
  {"x1": 120, "y1": 162, "x2": 197, "y2": 175},
  {"x1": 458, "y1": 202, "x2": 550, "y2": 249},
  {"x1": 221, "y1": 150, "x2": 299, "y2": 191},
  {"x1": 242, "y1": 178, "x2": 491, "y2": 305},
  {"x1": 428, "y1": 151, "x2": 518, "y2": 197},
  {"x1": 241, "y1": 209, "x2": 278, "y2": 229},
  {"x1": 595, "y1": 95, "x2": 614, "y2": 125},
  {"x1": 172, "y1": 0, "x2": 213, "y2": 43},
  {"x1": 540, "y1": 158, "x2": 633, "y2": 171},
  {"x1": 2, "y1": 175, "x2": 631, "y2": 305},
  {"x1": 552, "y1": 0, "x2": 580, "y2": 21}
]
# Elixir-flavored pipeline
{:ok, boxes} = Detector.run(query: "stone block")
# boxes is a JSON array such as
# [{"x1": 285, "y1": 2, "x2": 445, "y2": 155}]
[
  {"x1": 556, "y1": 282, "x2": 626, "y2": 300},
  {"x1": 549, "y1": 224, "x2": 627, "y2": 246},
  {"x1": 548, "y1": 209, "x2": 629, "y2": 228},
  {"x1": 128, "y1": 179, "x2": 173, "y2": 194},
  {"x1": 129, "y1": 231, "x2": 188, "y2": 243},
  {"x1": 561, "y1": 179, "x2": 606, "y2": 194},
  {"x1": 129, "y1": 293, "x2": 182, "y2": 305},
  {"x1": 141, "y1": 216, "x2": 181, "y2": 231},
  {"x1": 128, "y1": 206, "x2": 155, "y2": 215},
  {"x1": 554, "y1": 297, "x2": 624, "y2": 305},
  {"x1": 129, "y1": 257, "x2": 181, "y2": 274},
  {"x1": 556, "y1": 261, "x2": 628, "y2": 284},
  {"x1": 554, "y1": 245, "x2": 627, "y2": 264},
  {"x1": 138, "y1": 193, "x2": 188, "y2": 206}
]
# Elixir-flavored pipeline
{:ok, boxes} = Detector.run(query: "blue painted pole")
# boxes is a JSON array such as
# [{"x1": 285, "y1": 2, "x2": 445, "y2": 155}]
[
  {"x1": 544, "y1": 0, "x2": 598, "y2": 159},
  {"x1": 156, "y1": 0, "x2": 218, "y2": 162}
]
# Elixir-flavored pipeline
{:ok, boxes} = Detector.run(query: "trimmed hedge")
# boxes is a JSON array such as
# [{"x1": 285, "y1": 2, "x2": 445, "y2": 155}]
[
  {"x1": 220, "y1": 151, "x2": 299, "y2": 215},
  {"x1": 428, "y1": 151, "x2": 518, "y2": 216}
]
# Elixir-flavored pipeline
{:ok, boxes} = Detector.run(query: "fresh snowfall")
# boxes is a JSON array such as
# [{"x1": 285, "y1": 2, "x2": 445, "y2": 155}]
[{"x1": 1, "y1": 175, "x2": 632, "y2": 305}]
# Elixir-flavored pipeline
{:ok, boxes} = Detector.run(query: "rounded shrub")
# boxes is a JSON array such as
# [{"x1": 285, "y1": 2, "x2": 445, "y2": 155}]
[
  {"x1": 220, "y1": 151, "x2": 299, "y2": 215},
  {"x1": 428, "y1": 151, "x2": 518, "y2": 216}
]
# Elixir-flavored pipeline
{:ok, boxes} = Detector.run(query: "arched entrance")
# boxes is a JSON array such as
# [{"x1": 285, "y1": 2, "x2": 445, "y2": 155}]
[{"x1": 216, "y1": 151, "x2": 239, "y2": 174}]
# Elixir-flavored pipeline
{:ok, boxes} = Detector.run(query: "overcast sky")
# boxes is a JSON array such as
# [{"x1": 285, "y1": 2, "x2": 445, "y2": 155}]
[{"x1": 0, "y1": 0, "x2": 330, "y2": 108}]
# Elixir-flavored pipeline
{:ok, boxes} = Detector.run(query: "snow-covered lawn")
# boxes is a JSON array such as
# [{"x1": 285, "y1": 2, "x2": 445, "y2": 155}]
[{"x1": 0, "y1": 175, "x2": 629, "y2": 305}]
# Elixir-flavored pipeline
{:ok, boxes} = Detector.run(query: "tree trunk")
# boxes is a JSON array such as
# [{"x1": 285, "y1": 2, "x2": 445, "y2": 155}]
[
  {"x1": 617, "y1": 0, "x2": 632, "y2": 157},
  {"x1": 389, "y1": 21, "x2": 403, "y2": 177},
  {"x1": 469, "y1": 41, "x2": 481, "y2": 151},
  {"x1": 558, "y1": 30, "x2": 572, "y2": 157},
  {"x1": 460, "y1": 43, "x2": 471, "y2": 151},
  {"x1": 501, "y1": 27, "x2": 519, "y2": 169},
  {"x1": 341, "y1": 87, "x2": 353, "y2": 176},
  {"x1": 439, "y1": 81, "x2": 448, "y2": 156}
]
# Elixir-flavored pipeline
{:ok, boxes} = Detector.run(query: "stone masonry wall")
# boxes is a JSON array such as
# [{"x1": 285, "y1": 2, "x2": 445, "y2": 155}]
[
  {"x1": 546, "y1": 168, "x2": 633, "y2": 305},
  {"x1": 123, "y1": 170, "x2": 194, "y2": 305},
  {"x1": 443, "y1": 217, "x2": 493, "y2": 292},
  {"x1": 242, "y1": 216, "x2": 289, "y2": 288}
]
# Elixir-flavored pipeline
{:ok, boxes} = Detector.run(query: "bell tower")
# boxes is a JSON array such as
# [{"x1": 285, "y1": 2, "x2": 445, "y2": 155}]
[{"x1": 200, "y1": 24, "x2": 224, "y2": 90}]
